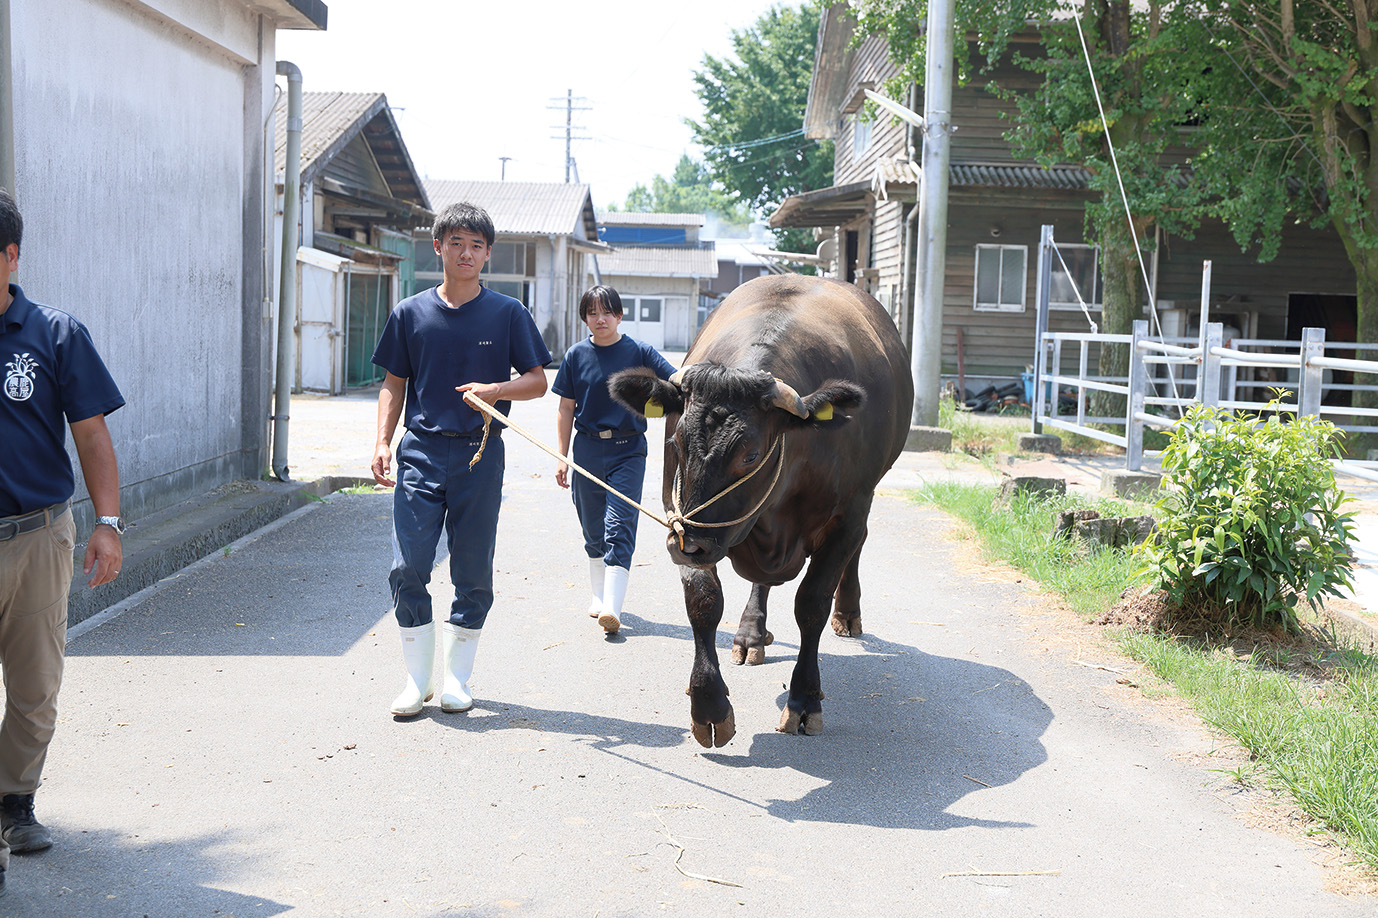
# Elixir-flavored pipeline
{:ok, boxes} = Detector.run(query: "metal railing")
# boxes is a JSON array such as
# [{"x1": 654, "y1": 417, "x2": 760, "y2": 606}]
[
  {"x1": 1029, "y1": 226, "x2": 1378, "y2": 483},
  {"x1": 1033, "y1": 321, "x2": 1378, "y2": 483}
]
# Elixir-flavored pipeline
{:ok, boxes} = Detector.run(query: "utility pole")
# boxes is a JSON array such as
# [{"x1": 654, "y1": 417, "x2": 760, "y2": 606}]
[
  {"x1": 499, "y1": 156, "x2": 513, "y2": 180},
  {"x1": 912, "y1": 0, "x2": 955, "y2": 428},
  {"x1": 547, "y1": 89, "x2": 590, "y2": 183}
]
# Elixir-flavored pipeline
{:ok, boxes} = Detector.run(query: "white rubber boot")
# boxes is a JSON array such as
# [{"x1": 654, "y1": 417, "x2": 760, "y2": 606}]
[
  {"x1": 587, "y1": 558, "x2": 606, "y2": 618},
  {"x1": 599, "y1": 565, "x2": 630, "y2": 635},
  {"x1": 390, "y1": 622, "x2": 435, "y2": 716},
  {"x1": 440, "y1": 623, "x2": 482, "y2": 712}
]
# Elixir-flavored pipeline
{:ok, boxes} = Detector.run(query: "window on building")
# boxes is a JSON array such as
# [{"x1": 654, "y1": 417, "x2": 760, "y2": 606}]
[
  {"x1": 1050, "y1": 243, "x2": 1101, "y2": 310},
  {"x1": 853, "y1": 112, "x2": 873, "y2": 158},
  {"x1": 974, "y1": 244, "x2": 1028, "y2": 312},
  {"x1": 637, "y1": 297, "x2": 662, "y2": 323}
]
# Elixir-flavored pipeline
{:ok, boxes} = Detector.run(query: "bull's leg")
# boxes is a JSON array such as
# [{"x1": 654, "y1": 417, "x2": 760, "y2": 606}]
[
  {"x1": 830, "y1": 524, "x2": 867, "y2": 637},
  {"x1": 732, "y1": 583, "x2": 775, "y2": 666},
  {"x1": 778, "y1": 509, "x2": 868, "y2": 737},
  {"x1": 681, "y1": 564, "x2": 735, "y2": 748}
]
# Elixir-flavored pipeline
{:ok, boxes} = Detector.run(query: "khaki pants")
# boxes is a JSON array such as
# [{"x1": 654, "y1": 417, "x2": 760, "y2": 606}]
[{"x1": 0, "y1": 505, "x2": 73, "y2": 871}]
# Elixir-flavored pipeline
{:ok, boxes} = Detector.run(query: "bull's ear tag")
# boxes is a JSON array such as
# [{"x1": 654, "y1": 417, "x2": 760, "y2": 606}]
[
  {"x1": 813, "y1": 402, "x2": 834, "y2": 421},
  {"x1": 645, "y1": 397, "x2": 664, "y2": 418}
]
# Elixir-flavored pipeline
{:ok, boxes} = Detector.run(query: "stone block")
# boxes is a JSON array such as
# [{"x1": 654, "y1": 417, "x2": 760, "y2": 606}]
[
  {"x1": 1051, "y1": 509, "x2": 1158, "y2": 550},
  {"x1": 1101, "y1": 469, "x2": 1163, "y2": 501},
  {"x1": 1018, "y1": 433, "x2": 1062, "y2": 455},
  {"x1": 997, "y1": 476, "x2": 1066, "y2": 504},
  {"x1": 905, "y1": 425, "x2": 953, "y2": 452}
]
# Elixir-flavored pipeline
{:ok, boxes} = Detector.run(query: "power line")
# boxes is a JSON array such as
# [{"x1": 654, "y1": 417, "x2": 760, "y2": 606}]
[{"x1": 548, "y1": 89, "x2": 591, "y2": 183}]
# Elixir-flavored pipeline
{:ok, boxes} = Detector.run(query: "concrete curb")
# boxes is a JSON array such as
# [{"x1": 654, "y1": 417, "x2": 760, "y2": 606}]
[{"x1": 67, "y1": 475, "x2": 373, "y2": 627}]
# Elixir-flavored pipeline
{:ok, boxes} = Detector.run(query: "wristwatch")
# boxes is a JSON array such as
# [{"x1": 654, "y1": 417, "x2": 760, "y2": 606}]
[{"x1": 96, "y1": 516, "x2": 127, "y2": 535}]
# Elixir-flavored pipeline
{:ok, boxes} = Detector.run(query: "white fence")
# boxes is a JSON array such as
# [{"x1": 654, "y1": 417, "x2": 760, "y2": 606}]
[{"x1": 1030, "y1": 227, "x2": 1378, "y2": 483}]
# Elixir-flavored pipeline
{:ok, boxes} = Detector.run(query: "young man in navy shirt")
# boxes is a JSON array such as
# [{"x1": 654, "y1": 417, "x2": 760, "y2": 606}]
[
  {"x1": 0, "y1": 189, "x2": 124, "y2": 897},
  {"x1": 371, "y1": 202, "x2": 550, "y2": 717},
  {"x1": 553, "y1": 285, "x2": 675, "y2": 634}
]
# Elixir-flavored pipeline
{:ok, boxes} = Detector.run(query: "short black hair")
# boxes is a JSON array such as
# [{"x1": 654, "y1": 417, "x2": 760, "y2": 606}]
[
  {"x1": 432, "y1": 202, "x2": 494, "y2": 247},
  {"x1": 579, "y1": 285, "x2": 623, "y2": 321},
  {"x1": 0, "y1": 189, "x2": 22, "y2": 253}
]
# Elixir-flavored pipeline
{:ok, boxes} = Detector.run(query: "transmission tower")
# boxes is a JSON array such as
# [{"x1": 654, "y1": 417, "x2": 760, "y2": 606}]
[{"x1": 548, "y1": 89, "x2": 590, "y2": 183}]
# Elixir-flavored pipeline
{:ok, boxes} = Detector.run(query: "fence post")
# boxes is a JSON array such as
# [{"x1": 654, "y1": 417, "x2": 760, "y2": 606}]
[
  {"x1": 1032, "y1": 224, "x2": 1054, "y2": 434},
  {"x1": 1127, "y1": 319, "x2": 1148, "y2": 471},
  {"x1": 1299, "y1": 326, "x2": 1325, "y2": 419},
  {"x1": 1200, "y1": 322, "x2": 1222, "y2": 409}
]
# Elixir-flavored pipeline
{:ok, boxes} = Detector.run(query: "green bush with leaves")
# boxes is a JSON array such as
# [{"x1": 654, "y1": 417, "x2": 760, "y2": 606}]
[{"x1": 1137, "y1": 399, "x2": 1356, "y2": 631}]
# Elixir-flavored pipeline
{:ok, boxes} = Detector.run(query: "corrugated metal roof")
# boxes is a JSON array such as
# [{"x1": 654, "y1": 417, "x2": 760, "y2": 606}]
[
  {"x1": 274, "y1": 91, "x2": 430, "y2": 210},
  {"x1": 950, "y1": 163, "x2": 1093, "y2": 189},
  {"x1": 275, "y1": 91, "x2": 380, "y2": 178},
  {"x1": 599, "y1": 245, "x2": 718, "y2": 278},
  {"x1": 426, "y1": 180, "x2": 599, "y2": 239},
  {"x1": 596, "y1": 211, "x2": 706, "y2": 227}
]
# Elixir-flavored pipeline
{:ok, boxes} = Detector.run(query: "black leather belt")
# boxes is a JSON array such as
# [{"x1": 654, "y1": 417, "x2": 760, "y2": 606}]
[
  {"x1": 0, "y1": 501, "x2": 69, "y2": 543},
  {"x1": 435, "y1": 430, "x2": 497, "y2": 443},
  {"x1": 581, "y1": 429, "x2": 641, "y2": 440}
]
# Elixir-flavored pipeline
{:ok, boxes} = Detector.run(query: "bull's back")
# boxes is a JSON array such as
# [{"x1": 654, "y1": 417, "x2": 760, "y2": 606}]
[{"x1": 690, "y1": 275, "x2": 912, "y2": 471}]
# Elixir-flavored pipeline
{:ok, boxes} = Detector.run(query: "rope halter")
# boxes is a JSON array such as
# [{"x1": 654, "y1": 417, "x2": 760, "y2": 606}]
[{"x1": 667, "y1": 434, "x2": 786, "y2": 551}]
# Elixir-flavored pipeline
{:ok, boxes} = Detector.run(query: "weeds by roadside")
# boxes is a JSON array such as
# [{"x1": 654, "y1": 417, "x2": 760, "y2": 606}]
[{"x1": 912, "y1": 480, "x2": 1378, "y2": 872}]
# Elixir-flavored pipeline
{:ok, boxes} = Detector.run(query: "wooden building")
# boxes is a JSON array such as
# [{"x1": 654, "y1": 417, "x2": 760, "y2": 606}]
[
  {"x1": 273, "y1": 91, "x2": 432, "y2": 394},
  {"x1": 772, "y1": 6, "x2": 1357, "y2": 390}
]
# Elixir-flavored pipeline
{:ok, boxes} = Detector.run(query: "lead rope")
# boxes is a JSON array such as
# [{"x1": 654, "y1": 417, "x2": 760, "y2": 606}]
[{"x1": 461, "y1": 391, "x2": 786, "y2": 548}]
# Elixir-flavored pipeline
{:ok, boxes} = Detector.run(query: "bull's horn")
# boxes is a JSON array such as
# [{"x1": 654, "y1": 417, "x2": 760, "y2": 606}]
[
  {"x1": 669, "y1": 364, "x2": 696, "y2": 387},
  {"x1": 772, "y1": 378, "x2": 809, "y2": 418}
]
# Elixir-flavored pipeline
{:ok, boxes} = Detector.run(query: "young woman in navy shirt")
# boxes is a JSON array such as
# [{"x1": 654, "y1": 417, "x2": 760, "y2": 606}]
[{"x1": 552, "y1": 286, "x2": 675, "y2": 634}]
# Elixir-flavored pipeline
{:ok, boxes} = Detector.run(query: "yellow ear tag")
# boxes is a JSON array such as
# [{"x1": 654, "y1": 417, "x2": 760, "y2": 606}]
[
  {"x1": 644, "y1": 397, "x2": 664, "y2": 418},
  {"x1": 813, "y1": 402, "x2": 834, "y2": 421}
]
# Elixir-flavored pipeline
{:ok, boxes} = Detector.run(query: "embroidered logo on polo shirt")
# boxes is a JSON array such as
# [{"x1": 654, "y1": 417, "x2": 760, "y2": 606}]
[
  {"x1": 4, "y1": 352, "x2": 36, "y2": 402},
  {"x1": 477, "y1": 340, "x2": 494, "y2": 346}
]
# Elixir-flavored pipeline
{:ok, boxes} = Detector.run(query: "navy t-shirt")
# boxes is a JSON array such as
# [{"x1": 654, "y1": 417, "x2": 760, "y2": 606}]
[
  {"x1": 372, "y1": 285, "x2": 551, "y2": 436},
  {"x1": 551, "y1": 334, "x2": 676, "y2": 435},
  {"x1": 0, "y1": 285, "x2": 125, "y2": 516}
]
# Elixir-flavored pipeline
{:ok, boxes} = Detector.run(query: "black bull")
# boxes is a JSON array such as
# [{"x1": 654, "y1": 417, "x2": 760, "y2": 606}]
[{"x1": 609, "y1": 275, "x2": 913, "y2": 748}]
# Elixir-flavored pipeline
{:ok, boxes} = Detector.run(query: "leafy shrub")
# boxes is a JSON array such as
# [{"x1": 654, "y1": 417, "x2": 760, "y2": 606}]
[{"x1": 1137, "y1": 398, "x2": 1356, "y2": 632}]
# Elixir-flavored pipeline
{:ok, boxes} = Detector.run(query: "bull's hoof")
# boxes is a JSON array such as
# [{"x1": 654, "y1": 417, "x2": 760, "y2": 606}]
[
  {"x1": 830, "y1": 611, "x2": 862, "y2": 637},
  {"x1": 690, "y1": 708, "x2": 736, "y2": 748},
  {"x1": 777, "y1": 706, "x2": 824, "y2": 736},
  {"x1": 731, "y1": 631, "x2": 772, "y2": 666}
]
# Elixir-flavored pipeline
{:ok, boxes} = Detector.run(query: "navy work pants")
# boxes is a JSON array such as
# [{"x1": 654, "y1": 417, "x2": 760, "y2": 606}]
[
  {"x1": 571, "y1": 432, "x2": 647, "y2": 570},
  {"x1": 390, "y1": 430, "x2": 505, "y2": 630}
]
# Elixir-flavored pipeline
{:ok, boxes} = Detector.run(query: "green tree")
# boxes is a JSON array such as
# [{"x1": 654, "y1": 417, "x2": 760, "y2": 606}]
[
  {"x1": 689, "y1": 1, "x2": 833, "y2": 253},
  {"x1": 1187, "y1": 1, "x2": 1378, "y2": 418},
  {"x1": 852, "y1": 1, "x2": 1212, "y2": 418},
  {"x1": 613, "y1": 154, "x2": 751, "y2": 234}
]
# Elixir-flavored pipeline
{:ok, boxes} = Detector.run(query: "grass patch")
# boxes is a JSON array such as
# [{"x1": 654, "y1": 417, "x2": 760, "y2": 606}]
[
  {"x1": 914, "y1": 480, "x2": 1378, "y2": 871},
  {"x1": 915, "y1": 481, "x2": 1144, "y2": 618},
  {"x1": 337, "y1": 484, "x2": 385, "y2": 496},
  {"x1": 1118, "y1": 631, "x2": 1378, "y2": 868}
]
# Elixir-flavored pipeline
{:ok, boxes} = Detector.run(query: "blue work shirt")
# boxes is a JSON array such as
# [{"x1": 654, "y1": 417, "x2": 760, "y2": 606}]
[
  {"x1": 0, "y1": 285, "x2": 125, "y2": 516},
  {"x1": 372, "y1": 285, "x2": 551, "y2": 436},
  {"x1": 552, "y1": 334, "x2": 676, "y2": 435}
]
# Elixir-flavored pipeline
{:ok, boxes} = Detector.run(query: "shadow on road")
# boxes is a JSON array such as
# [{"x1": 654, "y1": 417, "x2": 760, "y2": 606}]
[{"x1": 0, "y1": 826, "x2": 290, "y2": 917}]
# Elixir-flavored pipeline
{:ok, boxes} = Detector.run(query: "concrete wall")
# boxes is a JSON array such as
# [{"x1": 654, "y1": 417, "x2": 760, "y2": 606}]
[{"x1": 7, "y1": 0, "x2": 282, "y2": 526}]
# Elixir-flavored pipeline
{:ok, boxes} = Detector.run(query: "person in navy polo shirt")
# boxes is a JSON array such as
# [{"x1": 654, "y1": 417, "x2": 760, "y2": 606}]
[
  {"x1": 371, "y1": 202, "x2": 550, "y2": 718},
  {"x1": 0, "y1": 189, "x2": 124, "y2": 897},
  {"x1": 553, "y1": 285, "x2": 675, "y2": 635}
]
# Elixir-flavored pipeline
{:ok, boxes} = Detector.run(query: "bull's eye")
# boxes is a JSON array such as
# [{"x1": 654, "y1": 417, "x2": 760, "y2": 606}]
[{"x1": 743, "y1": 451, "x2": 760, "y2": 465}]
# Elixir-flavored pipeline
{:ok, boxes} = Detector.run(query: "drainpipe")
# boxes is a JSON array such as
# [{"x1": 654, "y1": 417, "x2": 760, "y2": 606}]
[
  {"x1": 0, "y1": 0, "x2": 15, "y2": 195},
  {"x1": 272, "y1": 60, "x2": 302, "y2": 481}
]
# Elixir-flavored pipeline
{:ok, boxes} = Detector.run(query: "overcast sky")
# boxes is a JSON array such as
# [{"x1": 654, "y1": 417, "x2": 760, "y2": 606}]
[{"x1": 275, "y1": 0, "x2": 792, "y2": 212}]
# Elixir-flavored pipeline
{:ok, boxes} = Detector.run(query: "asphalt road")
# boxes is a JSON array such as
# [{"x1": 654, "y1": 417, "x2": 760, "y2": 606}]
[{"x1": 4, "y1": 391, "x2": 1376, "y2": 917}]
